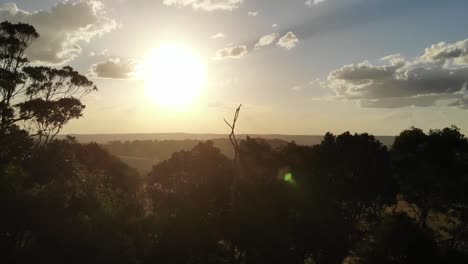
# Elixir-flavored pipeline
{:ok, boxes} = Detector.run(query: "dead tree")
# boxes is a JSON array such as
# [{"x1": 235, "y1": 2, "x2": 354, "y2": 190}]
[{"x1": 224, "y1": 104, "x2": 242, "y2": 207}]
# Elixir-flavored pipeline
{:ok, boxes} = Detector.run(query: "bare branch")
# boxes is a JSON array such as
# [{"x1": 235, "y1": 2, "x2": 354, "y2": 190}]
[
  {"x1": 224, "y1": 104, "x2": 242, "y2": 208},
  {"x1": 224, "y1": 118, "x2": 233, "y2": 129}
]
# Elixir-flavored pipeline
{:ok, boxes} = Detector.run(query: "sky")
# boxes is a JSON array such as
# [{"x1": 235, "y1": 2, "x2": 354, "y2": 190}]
[{"x1": 1, "y1": 0, "x2": 468, "y2": 135}]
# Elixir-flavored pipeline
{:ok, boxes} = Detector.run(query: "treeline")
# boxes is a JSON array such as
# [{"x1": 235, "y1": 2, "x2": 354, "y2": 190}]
[{"x1": 2, "y1": 126, "x2": 468, "y2": 263}]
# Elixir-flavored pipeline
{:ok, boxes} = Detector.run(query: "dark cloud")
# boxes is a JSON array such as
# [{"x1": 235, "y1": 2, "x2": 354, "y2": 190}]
[
  {"x1": 359, "y1": 94, "x2": 458, "y2": 109},
  {"x1": 449, "y1": 97, "x2": 468, "y2": 110},
  {"x1": 327, "y1": 39, "x2": 468, "y2": 109},
  {"x1": 89, "y1": 58, "x2": 137, "y2": 79},
  {"x1": 215, "y1": 45, "x2": 248, "y2": 59}
]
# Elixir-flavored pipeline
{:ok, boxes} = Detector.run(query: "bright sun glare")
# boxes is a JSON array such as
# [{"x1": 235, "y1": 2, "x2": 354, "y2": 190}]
[{"x1": 143, "y1": 44, "x2": 206, "y2": 109}]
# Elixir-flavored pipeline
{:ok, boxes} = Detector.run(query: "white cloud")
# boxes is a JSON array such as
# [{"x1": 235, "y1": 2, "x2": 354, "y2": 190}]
[
  {"x1": 215, "y1": 45, "x2": 248, "y2": 59},
  {"x1": 305, "y1": 0, "x2": 327, "y2": 7},
  {"x1": 0, "y1": 1, "x2": 117, "y2": 65},
  {"x1": 277, "y1": 32, "x2": 299, "y2": 50},
  {"x1": 421, "y1": 39, "x2": 468, "y2": 65},
  {"x1": 380, "y1": 53, "x2": 403, "y2": 62},
  {"x1": 291, "y1": 86, "x2": 302, "y2": 91},
  {"x1": 326, "y1": 39, "x2": 468, "y2": 109},
  {"x1": 210, "y1": 32, "x2": 225, "y2": 39},
  {"x1": 309, "y1": 78, "x2": 328, "y2": 89},
  {"x1": 89, "y1": 49, "x2": 110, "y2": 57},
  {"x1": 163, "y1": 0, "x2": 243, "y2": 11},
  {"x1": 255, "y1": 33, "x2": 279, "y2": 48},
  {"x1": 248, "y1": 11, "x2": 258, "y2": 16},
  {"x1": 89, "y1": 58, "x2": 138, "y2": 79},
  {"x1": 272, "y1": 23, "x2": 278, "y2": 28}
]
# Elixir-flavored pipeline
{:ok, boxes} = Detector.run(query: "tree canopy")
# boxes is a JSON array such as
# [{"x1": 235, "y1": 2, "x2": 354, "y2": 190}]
[{"x1": 0, "y1": 21, "x2": 96, "y2": 142}]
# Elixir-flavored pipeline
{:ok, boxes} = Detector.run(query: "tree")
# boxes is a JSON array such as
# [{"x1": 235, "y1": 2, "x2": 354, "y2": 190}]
[
  {"x1": 145, "y1": 141, "x2": 233, "y2": 263},
  {"x1": 17, "y1": 66, "x2": 96, "y2": 144},
  {"x1": 278, "y1": 141, "x2": 352, "y2": 264},
  {"x1": 239, "y1": 136, "x2": 281, "y2": 183},
  {"x1": 392, "y1": 126, "x2": 468, "y2": 229},
  {"x1": 0, "y1": 21, "x2": 39, "y2": 133},
  {"x1": 312, "y1": 132, "x2": 397, "y2": 224},
  {"x1": 1, "y1": 137, "x2": 144, "y2": 264},
  {"x1": 0, "y1": 22, "x2": 96, "y2": 142},
  {"x1": 356, "y1": 214, "x2": 438, "y2": 264}
]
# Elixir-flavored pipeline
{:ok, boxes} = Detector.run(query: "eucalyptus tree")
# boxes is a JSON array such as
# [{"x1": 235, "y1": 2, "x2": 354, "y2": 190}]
[{"x1": 0, "y1": 21, "x2": 96, "y2": 143}]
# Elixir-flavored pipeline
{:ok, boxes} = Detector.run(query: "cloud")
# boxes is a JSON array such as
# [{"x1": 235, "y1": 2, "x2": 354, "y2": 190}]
[
  {"x1": 383, "y1": 110, "x2": 413, "y2": 120},
  {"x1": 380, "y1": 53, "x2": 403, "y2": 62},
  {"x1": 309, "y1": 78, "x2": 328, "y2": 89},
  {"x1": 359, "y1": 94, "x2": 459, "y2": 109},
  {"x1": 291, "y1": 86, "x2": 302, "y2": 91},
  {"x1": 0, "y1": 1, "x2": 117, "y2": 65},
  {"x1": 163, "y1": 0, "x2": 243, "y2": 11},
  {"x1": 272, "y1": 24, "x2": 278, "y2": 28},
  {"x1": 277, "y1": 32, "x2": 299, "y2": 50},
  {"x1": 89, "y1": 49, "x2": 110, "y2": 57},
  {"x1": 421, "y1": 39, "x2": 468, "y2": 65},
  {"x1": 255, "y1": 33, "x2": 279, "y2": 48},
  {"x1": 210, "y1": 32, "x2": 225, "y2": 39},
  {"x1": 449, "y1": 97, "x2": 468, "y2": 110},
  {"x1": 248, "y1": 11, "x2": 258, "y2": 16},
  {"x1": 305, "y1": 0, "x2": 327, "y2": 6},
  {"x1": 215, "y1": 45, "x2": 247, "y2": 59},
  {"x1": 326, "y1": 38, "x2": 468, "y2": 109},
  {"x1": 89, "y1": 58, "x2": 138, "y2": 79}
]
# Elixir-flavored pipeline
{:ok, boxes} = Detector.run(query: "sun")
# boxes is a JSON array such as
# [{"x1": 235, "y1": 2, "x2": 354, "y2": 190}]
[{"x1": 143, "y1": 44, "x2": 207, "y2": 109}]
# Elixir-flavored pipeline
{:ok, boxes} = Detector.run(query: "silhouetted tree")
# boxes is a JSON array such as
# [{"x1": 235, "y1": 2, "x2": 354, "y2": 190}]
[
  {"x1": 278, "y1": 141, "x2": 352, "y2": 264},
  {"x1": 145, "y1": 141, "x2": 233, "y2": 263},
  {"x1": 356, "y1": 213, "x2": 438, "y2": 264},
  {"x1": 0, "y1": 21, "x2": 39, "y2": 133},
  {"x1": 0, "y1": 22, "x2": 96, "y2": 142},
  {"x1": 228, "y1": 137, "x2": 299, "y2": 263},
  {"x1": 392, "y1": 126, "x2": 468, "y2": 230},
  {"x1": 1, "y1": 136, "x2": 145, "y2": 264},
  {"x1": 311, "y1": 132, "x2": 398, "y2": 228}
]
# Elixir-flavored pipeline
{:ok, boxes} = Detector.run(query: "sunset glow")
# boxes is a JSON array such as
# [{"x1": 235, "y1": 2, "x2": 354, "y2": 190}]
[{"x1": 2, "y1": 1, "x2": 468, "y2": 263}]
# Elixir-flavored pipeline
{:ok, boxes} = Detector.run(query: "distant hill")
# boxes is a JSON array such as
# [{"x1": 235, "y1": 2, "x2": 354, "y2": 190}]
[
  {"x1": 61, "y1": 133, "x2": 396, "y2": 147},
  {"x1": 59, "y1": 133, "x2": 395, "y2": 175},
  {"x1": 98, "y1": 137, "x2": 287, "y2": 175}
]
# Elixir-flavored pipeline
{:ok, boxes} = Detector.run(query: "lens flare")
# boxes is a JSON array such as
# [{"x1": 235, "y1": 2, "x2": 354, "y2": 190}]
[{"x1": 284, "y1": 172, "x2": 296, "y2": 185}]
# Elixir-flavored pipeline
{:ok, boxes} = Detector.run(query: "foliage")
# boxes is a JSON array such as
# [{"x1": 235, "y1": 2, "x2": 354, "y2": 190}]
[
  {"x1": 0, "y1": 22, "x2": 96, "y2": 142},
  {"x1": 392, "y1": 126, "x2": 468, "y2": 229},
  {"x1": 356, "y1": 214, "x2": 438, "y2": 264}
]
